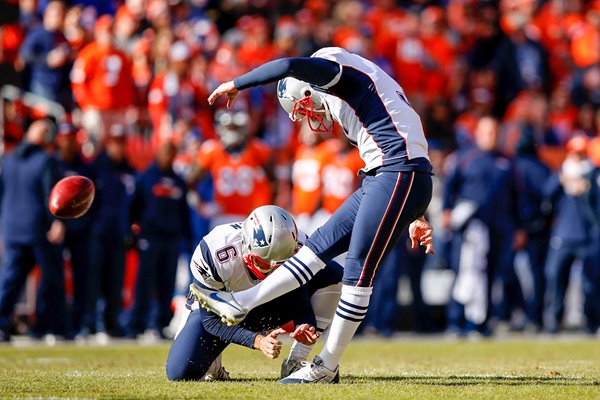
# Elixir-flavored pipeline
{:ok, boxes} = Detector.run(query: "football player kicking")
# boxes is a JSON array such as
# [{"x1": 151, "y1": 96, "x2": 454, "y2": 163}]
[
  {"x1": 166, "y1": 206, "x2": 343, "y2": 381},
  {"x1": 194, "y1": 47, "x2": 435, "y2": 384}
]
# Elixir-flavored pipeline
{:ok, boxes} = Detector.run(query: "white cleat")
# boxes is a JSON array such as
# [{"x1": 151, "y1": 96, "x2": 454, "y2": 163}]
[
  {"x1": 189, "y1": 283, "x2": 247, "y2": 326},
  {"x1": 278, "y1": 356, "x2": 339, "y2": 384}
]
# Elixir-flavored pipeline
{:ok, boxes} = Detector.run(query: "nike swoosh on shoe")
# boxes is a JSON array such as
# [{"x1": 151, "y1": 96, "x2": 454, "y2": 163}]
[{"x1": 209, "y1": 292, "x2": 243, "y2": 311}]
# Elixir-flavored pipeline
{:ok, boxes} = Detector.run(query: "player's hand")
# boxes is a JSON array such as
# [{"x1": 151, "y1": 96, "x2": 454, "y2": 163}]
[
  {"x1": 289, "y1": 324, "x2": 320, "y2": 345},
  {"x1": 47, "y1": 47, "x2": 68, "y2": 68},
  {"x1": 47, "y1": 220, "x2": 65, "y2": 244},
  {"x1": 409, "y1": 216, "x2": 435, "y2": 254},
  {"x1": 208, "y1": 81, "x2": 239, "y2": 108},
  {"x1": 254, "y1": 328, "x2": 285, "y2": 359},
  {"x1": 513, "y1": 229, "x2": 528, "y2": 251}
]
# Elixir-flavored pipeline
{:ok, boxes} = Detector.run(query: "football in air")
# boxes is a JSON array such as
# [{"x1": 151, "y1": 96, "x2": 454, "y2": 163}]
[{"x1": 48, "y1": 176, "x2": 95, "y2": 219}]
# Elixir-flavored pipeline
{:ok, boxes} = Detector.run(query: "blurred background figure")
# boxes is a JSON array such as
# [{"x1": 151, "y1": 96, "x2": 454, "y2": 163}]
[
  {"x1": 444, "y1": 116, "x2": 520, "y2": 336},
  {"x1": 54, "y1": 122, "x2": 95, "y2": 338},
  {"x1": 18, "y1": 0, "x2": 72, "y2": 109},
  {"x1": 0, "y1": 119, "x2": 65, "y2": 342},
  {"x1": 290, "y1": 121, "x2": 335, "y2": 234},
  {"x1": 189, "y1": 109, "x2": 275, "y2": 228},
  {"x1": 83, "y1": 126, "x2": 135, "y2": 340},
  {"x1": 127, "y1": 141, "x2": 190, "y2": 340},
  {"x1": 71, "y1": 15, "x2": 134, "y2": 148},
  {"x1": 148, "y1": 41, "x2": 214, "y2": 147},
  {"x1": 512, "y1": 131, "x2": 551, "y2": 332},
  {"x1": 543, "y1": 136, "x2": 600, "y2": 334},
  {"x1": 320, "y1": 136, "x2": 364, "y2": 226}
]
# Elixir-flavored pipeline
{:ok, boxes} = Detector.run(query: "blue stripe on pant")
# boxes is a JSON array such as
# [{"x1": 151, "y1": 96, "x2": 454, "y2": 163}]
[{"x1": 306, "y1": 171, "x2": 432, "y2": 287}]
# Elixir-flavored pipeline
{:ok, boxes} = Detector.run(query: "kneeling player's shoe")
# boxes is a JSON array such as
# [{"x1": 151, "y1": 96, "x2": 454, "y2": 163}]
[
  {"x1": 189, "y1": 283, "x2": 247, "y2": 326},
  {"x1": 278, "y1": 356, "x2": 339, "y2": 384},
  {"x1": 280, "y1": 357, "x2": 303, "y2": 378},
  {"x1": 203, "y1": 354, "x2": 230, "y2": 381}
]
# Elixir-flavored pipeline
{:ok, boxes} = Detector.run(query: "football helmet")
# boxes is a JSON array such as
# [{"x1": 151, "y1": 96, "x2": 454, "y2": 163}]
[
  {"x1": 215, "y1": 109, "x2": 249, "y2": 148},
  {"x1": 241, "y1": 205, "x2": 299, "y2": 280},
  {"x1": 277, "y1": 77, "x2": 332, "y2": 132}
]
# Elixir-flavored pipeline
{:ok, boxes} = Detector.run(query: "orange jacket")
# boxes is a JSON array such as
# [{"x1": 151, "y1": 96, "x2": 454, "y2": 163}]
[{"x1": 71, "y1": 42, "x2": 134, "y2": 110}]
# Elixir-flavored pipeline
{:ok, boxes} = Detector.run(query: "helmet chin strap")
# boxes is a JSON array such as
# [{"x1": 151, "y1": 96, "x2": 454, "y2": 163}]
[{"x1": 243, "y1": 254, "x2": 279, "y2": 281}]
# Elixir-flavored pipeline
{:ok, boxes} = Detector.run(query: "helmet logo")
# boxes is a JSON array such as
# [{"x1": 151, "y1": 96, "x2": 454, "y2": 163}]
[
  {"x1": 252, "y1": 226, "x2": 269, "y2": 248},
  {"x1": 277, "y1": 79, "x2": 287, "y2": 98}
]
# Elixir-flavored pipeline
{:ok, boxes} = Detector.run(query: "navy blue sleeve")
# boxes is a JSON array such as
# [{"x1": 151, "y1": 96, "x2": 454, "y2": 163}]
[
  {"x1": 443, "y1": 160, "x2": 461, "y2": 210},
  {"x1": 19, "y1": 30, "x2": 46, "y2": 65},
  {"x1": 42, "y1": 156, "x2": 61, "y2": 222},
  {"x1": 128, "y1": 173, "x2": 144, "y2": 226},
  {"x1": 233, "y1": 58, "x2": 341, "y2": 90},
  {"x1": 543, "y1": 173, "x2": 562, "y2": 207},
  {"x1": 178, "y1": 178, "x2": 192, "y2": 243},
  {"x1": 201, "y1": 309, "x2": 257, "y2": 349}
]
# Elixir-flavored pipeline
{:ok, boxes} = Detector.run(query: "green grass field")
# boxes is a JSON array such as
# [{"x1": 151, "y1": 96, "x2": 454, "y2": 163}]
[{"x1": 1, "y1": 338, "x2": 599, "y2": 399}]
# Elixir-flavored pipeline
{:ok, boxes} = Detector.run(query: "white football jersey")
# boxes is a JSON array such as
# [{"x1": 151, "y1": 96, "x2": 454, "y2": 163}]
[
  {"x1": 311, "y1": 47, "x2": 430, "y2": 173},
  {"x1": 190, "y1": 222, "x2": 308, "y2": 292}
]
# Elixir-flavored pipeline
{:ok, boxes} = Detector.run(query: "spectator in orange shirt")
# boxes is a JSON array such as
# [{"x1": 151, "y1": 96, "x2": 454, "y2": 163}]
[
  {"x1": 549, "y1": 87, "x2": 579, "y2": 144},
  {"x1": 321, "y1": 138, "x2": 363, "y2": 216},
  {"x1": 71, "y1": 15, "x2": 135, "y2": 147},
  {"x1": 148, "y1": 41, "x2": 215, "y2": 147},
  {"x1": 113, "y1": 6, "x2": 140, "y2": 54},
  {"x1": 189, "y1": 109, "x2": 276, "y2": 228},
  {"x1": 0, "y1": 0, "x2": 23, "y2": 88},
  {"x1": 388, "y1": 12, "x2": 427, "y2": 99},
  {"x1": 290, "y1": 121, "x2": 334, "y2": 234},
  {"x1": 419, "y1": 6, "x2": 456, "y2": 103},
  {"x1": 532, "y1": 0, "x2": 582, "y2": 85},
  {"x1": 236, "y1": 15, "x2": 277, "y2": 70},
  {"x1": 365, "y1": 0, "x2": 406, "y2": 57},
  {"x1": 570, "y1": 6, "x2": 600, "y2": 69}
]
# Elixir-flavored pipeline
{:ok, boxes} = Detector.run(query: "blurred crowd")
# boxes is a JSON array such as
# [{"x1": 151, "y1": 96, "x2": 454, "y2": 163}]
[{"x1": 1, "y1": 0, "x2": 600, "y2": 342}]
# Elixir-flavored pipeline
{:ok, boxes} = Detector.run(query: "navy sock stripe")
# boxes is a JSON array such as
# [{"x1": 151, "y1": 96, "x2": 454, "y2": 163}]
[
  {"x1": 337, "y1": 304, "x2": 368, "y2": 317},
  {"x1": 335, "y1": 311, "x2": 364, "y2": 323},
  {"x1": 339, "y1": 298, "x2": 369, "y2": 310},
  {"x1": 291, "y1": 257, "x2": 315, "y2": 278},
  {"x1": 283, "y1": 264, "x2": 304, "y2": 286},
  {"x1": 288, "y1": 259, "x2": 310, "y2": 283}
]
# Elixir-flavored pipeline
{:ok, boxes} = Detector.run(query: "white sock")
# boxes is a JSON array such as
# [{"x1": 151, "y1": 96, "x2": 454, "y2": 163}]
[
  {"x1": 311, "y1": 283, "x2": 342, "y2": 334},
  {"x1": 234, "y1": 246, "x2": 326, "y2": 310},
  {"x1": 319, "y1": 285, "x2": 372, "y2": 370},
  {"x1": 288, "y1": 341, "x2": 312, "y2": 361},
  {"x1": 286, "y1": 283, "x2": 342, "y2": 362}
]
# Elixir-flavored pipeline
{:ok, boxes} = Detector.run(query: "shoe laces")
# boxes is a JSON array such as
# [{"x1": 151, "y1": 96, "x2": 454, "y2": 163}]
[{"x1": 295, "y1": 359, "x2": 331, "y2": 380}]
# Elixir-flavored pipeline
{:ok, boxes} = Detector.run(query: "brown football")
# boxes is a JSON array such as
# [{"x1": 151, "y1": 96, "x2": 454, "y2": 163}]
[{"x1": 48, "y1": 176, "x2": 95, "y2": 219}]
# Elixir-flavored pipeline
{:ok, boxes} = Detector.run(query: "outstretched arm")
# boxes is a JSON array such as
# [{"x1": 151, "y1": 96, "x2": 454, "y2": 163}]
[{"x1": 208, "y1": 57, "x2": 341, "y2": 107}]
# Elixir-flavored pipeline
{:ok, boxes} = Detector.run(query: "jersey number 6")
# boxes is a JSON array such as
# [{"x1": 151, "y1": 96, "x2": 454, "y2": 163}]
[{"x1": 216, "y1": 245, "x2": 238, "y2": 264}]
